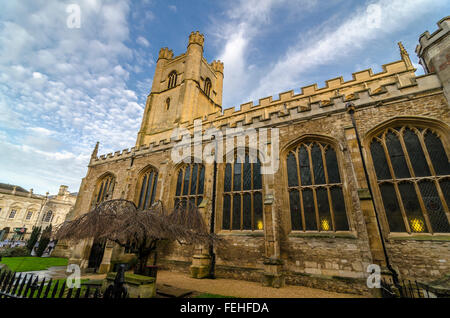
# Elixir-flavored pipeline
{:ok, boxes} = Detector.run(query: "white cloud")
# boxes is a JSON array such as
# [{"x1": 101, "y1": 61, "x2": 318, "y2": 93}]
[
  {"x1": 137, "y1": 36, "x2": 150, "y2": 47},
  {"x1": 168, "y1": 5, "x2": 177, "y2": 12}
]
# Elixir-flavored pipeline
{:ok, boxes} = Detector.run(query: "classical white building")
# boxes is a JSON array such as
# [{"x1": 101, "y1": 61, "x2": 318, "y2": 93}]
[{"x1": 0, "y1": 184, "x2": 77, "y2": 241}]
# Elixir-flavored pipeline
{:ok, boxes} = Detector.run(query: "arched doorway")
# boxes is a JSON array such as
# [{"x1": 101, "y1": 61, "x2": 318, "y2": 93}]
[{"x1": 88, "y1": 239, "x2": 106, "y2": 271}]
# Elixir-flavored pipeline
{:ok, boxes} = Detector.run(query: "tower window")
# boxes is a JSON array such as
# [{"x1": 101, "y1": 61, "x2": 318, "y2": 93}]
[
  {"x1": 166, "y1": 98, "x2": 170, "y2": 110},
  {"x1": 204, "y1": 78, "x2": 212, "y2": 97},
  {"x1": 168, "y1": 71, "x2": 177, "y2": 89}
]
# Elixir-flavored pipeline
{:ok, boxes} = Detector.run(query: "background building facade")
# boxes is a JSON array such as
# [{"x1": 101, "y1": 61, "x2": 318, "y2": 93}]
[
  {"x1": 63, "y1": 18, "x2": 450, "y2": 295},
  {"x1": 0, "y1": 184, "x2": 77, "y2": 240}
]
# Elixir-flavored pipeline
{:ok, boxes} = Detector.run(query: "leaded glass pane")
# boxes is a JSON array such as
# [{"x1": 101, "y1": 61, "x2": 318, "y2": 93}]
[
  {"x1": 253, "y1": 160, "x2": 262, "y2": 190},
  {"x1": 317, "y1": 187, "x2": 331, "y2": 231},
  {"x1": 224, "y1": 163, "x2": 232, "y2": 192},
  {"x1": 398, "y1": 182, "x2": 428, "y2": 233},
  {"x1": 302, "y1": 188, "x2": 316, "y2": 230},
  {"x1": 331, "y1": 186, "x2": 349, "y2": 230},
  {"x1": 143, "y1": 171, "x2": 154, "y2": 209},
  {"x1": 370, "y1": 140, "x2": 391, "y2": 180},
  {"x1": 150, "y1": 172, "x2": 158, "y2": 205},
  {"x1": 439, "y1": 178, "x2": 450, "y2": 211},
  {"x1": 222, "y1": 194, "x2": 231, "y2": 230},
  {"x1": 198, "y1": 165, "x2": 205, "y2": 194},
  {"x1": 386, "y1": 131, "x2": 410, "y2": 179},
  {"x1": 175, "y1": 169, "x2": 183, "y2": 196},
  {"x1": 311, "y1": 144, "x2": 326, "y2": 185},
  {"x1": 424, "y1": 131, "x2": 450, "y2": 175},
  {"x1": 418, "y1": 180, "x2": 450, "y2": 233},
  {"x1": 232, "y1": 194, "x2": 241, "y2": 230},
  {"x1": 190, "y1": 164, "x2": 198, "y2": 195},
  {"x1": 403, "y1": 128, "x2": 430, "y2": 177},
  {"x1": 243, "y1": 193, "x2": 252, "y2": 230},
  {"x1": 243, "y1": 160, "x2": 252, "y2": 191},
  {"x1": 380, "y1": 183, "x2": 406, "y2": 232},
  {"x1": 254, "y1": 192, "x2": 263, "y2": 230},
  {"x1": 289, "y1": 189, "x2": 301, "y2": 230},
  {"x1": 233, "y1": 162, "x2": 241, "y2": 191},
  {"x1": 183, "y1": 166, "x2": 190, "y2": 195},
  {"x1": 299, "y1": 146, "x2": 311, "y2": 185},
  {"x1": 287, "y1": 152, "x2": 299, "y2": 187},
  {"x1": 138, "y1": 174, "x2": 147, "y2": 209},
  {"x1": 325, "y1": 147, "x2": 341, "y2": 184}
]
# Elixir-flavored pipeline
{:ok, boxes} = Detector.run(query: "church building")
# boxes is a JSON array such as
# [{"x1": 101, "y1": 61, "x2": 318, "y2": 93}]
[{"x1": 59, "y1": 17, "x2": 450, "y2": 295}]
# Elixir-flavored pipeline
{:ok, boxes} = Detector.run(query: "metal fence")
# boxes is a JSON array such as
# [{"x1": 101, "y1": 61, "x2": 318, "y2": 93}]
[
  {"x1": 0, "y1": 268, "x2": 102, "y2": 299},
  {"x1": 380, "y1": 277, "x2": 437, "y2": 298}
]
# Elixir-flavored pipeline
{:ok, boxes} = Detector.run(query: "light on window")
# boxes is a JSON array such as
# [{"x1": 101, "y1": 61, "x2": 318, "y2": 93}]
[
  {"x1": 410, "y1": 218, "x2": 425, "y2": 233},
  {"x1": 257, "y1": 220, "x2": 263, "y2": 230},
  {"x1": 320, "y1": 218, "x2": 331, "y2": 231}
]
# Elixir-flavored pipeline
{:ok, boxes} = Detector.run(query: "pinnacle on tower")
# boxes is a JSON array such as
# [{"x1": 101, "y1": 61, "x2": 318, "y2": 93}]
[
  {"x1": 188, "y1": 31, "x2": 204, "y2": 48},
  {"x1": 158, "y1": 47, "x2": 174, "y2": 60},
  {"x1": 211, "y1": 60, "x2": 224, "y2": 74},
  {"x1": 398, "y1": 42, "x2": 414, "y2": 70},
  {"x1": 91, "y1": 141, "x2": 99, "y2": 159}
]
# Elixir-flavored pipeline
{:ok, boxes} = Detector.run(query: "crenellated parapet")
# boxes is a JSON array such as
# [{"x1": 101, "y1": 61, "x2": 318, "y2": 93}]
[
  {"x1": 158, "y1": 47, "x2": 174, "y2": 60},
  {"x1": 211, "y1": 60, "x2": 224, "y2": 74},
  {"x1": 416, "y1": 16, "x2": 450, "y2": 56},
  {"x1": 91, "y1": 70, "x2": 442, "y2": 167},
  {"x1": 188, "y1": 31, "x2": 204, "y2": 48}
]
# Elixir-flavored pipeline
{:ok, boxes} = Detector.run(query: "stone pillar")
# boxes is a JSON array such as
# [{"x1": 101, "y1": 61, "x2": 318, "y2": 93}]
[
  {"x1": 261, "y1": 191, "x2": 285, "y2": 288},
  {"x1": 190, "y1": 198, "x2": 212, "y2": 278},
  {"x1": 344, "y1": 126, "x2": 387, "y2": 268},
  {"x1": 98, "y1": 241, "x2": 115, "y2": 274}
]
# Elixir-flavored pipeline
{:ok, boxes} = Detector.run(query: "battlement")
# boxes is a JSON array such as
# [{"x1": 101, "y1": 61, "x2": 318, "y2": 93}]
[
  {"x1": 416, "y1": 16, "x2": 450, "y2": 56},
  {"x1": 158, "y1": 47, "x2": 174, "y2": 60},
  {"x1": 211, "y1": 60, "x2": 224, "y2": 74},
  {"x1": 188, "y1": 31, "x2": 204, "y2": 47},
  {"x1": 91, "y1": 70, "x2": 441, "y2": 167}
]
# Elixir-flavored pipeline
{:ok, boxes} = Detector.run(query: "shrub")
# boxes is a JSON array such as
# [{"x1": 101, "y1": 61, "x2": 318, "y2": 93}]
[
  {"x1": 26, "y1": 226, "x2": 41, "y2": 251},
  {"x1": 36, "y1": 225, "x2": 52, "y2": 257},
  {"x1": 0, "y1": 246, "x2": 30, "y2": 258}
]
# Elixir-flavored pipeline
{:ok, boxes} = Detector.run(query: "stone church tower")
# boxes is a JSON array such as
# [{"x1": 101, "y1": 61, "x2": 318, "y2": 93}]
[{"x1": 136, "y1": 31, "x2": 223, "y2": 147}]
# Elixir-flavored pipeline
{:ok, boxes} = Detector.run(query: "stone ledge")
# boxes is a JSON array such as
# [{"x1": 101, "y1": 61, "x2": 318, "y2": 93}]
[
  {"x1": 388, "y1": 235, "x2": 450, "y2": 242},
  {"x1": 218, "y1": 231, "x2": 265, "y2": 237},
  {"x1": 288, "y1": 232, "x2": 358, "y2": 239}
]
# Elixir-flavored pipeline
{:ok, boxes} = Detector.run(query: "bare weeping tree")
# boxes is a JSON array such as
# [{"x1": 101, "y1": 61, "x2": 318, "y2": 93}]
[{"x1": 55, "y1": 199, "x2": 220, "y2": 275}]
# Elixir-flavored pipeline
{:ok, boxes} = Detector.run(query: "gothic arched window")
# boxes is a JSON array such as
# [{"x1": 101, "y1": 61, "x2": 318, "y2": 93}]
[
  {"x1": 137, "y1": 167, "x2": 159, "y2": 210},
  {"x1": 168, "y1": 71, "x2": 177, "y2": 89},
  {"x1": 174, "y1": 163, "x2": 205, "y2": 208},
  {"x1": 94, "y1": 174, "x2": 115, "y2": 206},
  {"x1": 204, "y1": 78, "x2": 212, "y2": 97},
  {"x1": 369, "y1": 125, "x2": 450, "y2": 233},
  {"x1": 44, "y1": 210, "x2": 53, "y2": 222},
  {"x1": 286, "y1": 141, "x2": 349, "y2": 232},
  {"x1": 222, "y1": 152, "x2": 263, "y2": 231}
]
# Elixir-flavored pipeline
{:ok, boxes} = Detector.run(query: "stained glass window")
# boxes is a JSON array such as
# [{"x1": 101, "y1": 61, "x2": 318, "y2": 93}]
[
  {"x1": 137, "y1": 167, "x2": 159, "y2": 210},
  {"x1": 370, "y1": 126, "x2": 450, "y2": 233},
  {"x1": 286, "y1": 141, "x2": 349, "y2": 232},
  {"x1": 174, "y1": 163, "x2": 205, "y2": 208}
]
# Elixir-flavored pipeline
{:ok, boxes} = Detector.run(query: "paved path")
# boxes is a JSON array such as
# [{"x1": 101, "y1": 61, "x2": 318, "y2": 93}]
[{"x1": 156, "y1": 270, "x2": 364, "y2": 298}]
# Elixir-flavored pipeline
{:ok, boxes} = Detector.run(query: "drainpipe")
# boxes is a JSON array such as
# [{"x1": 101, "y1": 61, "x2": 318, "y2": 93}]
[{"x1": 346, "y1": 102, "x2": 400, "y2": 288}]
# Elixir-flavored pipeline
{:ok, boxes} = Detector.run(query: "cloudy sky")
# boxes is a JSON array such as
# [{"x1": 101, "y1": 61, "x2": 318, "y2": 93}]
[{"x1": 0, "y1": 0, "x2": 448, "y2": 195}]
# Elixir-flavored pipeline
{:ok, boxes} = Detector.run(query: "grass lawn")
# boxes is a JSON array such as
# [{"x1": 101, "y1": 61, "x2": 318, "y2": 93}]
[{"x1": 0, "y1": 257, "x2": 68, "y2": 272}]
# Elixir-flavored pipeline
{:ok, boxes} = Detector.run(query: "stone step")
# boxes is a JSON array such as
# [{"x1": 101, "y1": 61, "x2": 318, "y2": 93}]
[{"x1": 156, "y1": 283, "x2": 193, "y2": 298}]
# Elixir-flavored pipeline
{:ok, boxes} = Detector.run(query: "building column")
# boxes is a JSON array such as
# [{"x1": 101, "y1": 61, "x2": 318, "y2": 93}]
[
  {"x1": 262, "y1": 172, "x2": 285, "y2": 288},
  {"x1": 344, "y1": 126, "x2": 387, "y2": 268}
]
